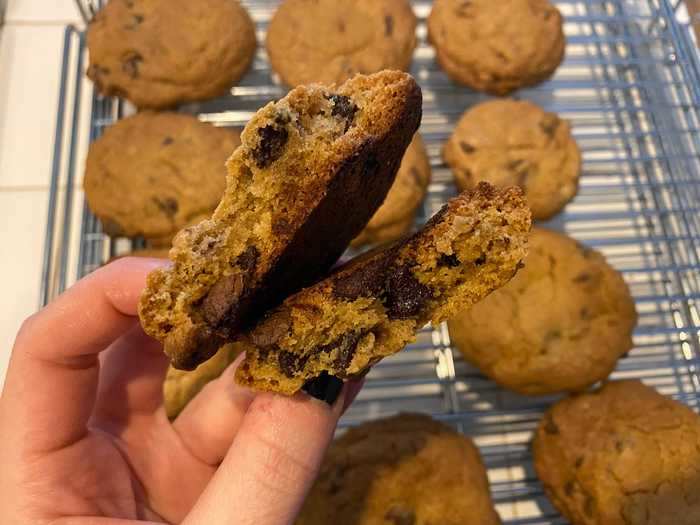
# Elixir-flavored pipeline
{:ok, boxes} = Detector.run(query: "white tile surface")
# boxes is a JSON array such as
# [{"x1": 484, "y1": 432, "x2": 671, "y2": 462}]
[
  {"x1": 0, "y1": 189, "x2": 48, "y2": 386},
  {"x1": 5, "y1": 0, "x2": 81, "y2": 24},
  {"x1": 0, "y1": 24, "x2": 69, "y2": 189}
]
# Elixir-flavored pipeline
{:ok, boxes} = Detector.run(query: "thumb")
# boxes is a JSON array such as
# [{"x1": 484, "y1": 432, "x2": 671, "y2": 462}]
[{"x1": 183, "y1": 374, "x2": 346, "y2": 525}]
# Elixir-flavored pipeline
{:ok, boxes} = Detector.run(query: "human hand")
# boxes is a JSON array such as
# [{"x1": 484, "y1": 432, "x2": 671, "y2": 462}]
[{"x1": 0, "y1": 258, "x2": 362, "y2": 525}]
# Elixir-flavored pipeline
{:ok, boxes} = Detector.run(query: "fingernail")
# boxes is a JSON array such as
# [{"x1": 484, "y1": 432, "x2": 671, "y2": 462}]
[{"x1": 302, "y1": 371, "x2": 344, "y2": 406}]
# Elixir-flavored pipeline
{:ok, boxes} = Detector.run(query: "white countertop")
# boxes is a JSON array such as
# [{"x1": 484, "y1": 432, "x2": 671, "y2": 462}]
[{"x1": 0, "y1": 0, "x2": 83, "y2": 386}]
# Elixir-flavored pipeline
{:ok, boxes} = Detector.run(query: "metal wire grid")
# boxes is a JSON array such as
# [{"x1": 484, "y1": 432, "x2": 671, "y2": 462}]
[{"x1": 42, "y1": 0, "x2": 700, "y2": 522}]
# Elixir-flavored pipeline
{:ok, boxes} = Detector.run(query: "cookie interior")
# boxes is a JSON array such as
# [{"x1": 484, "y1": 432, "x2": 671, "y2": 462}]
[
  {"x1": 139, "y1": 71, "x2": 421, "y2": 369},
  {"x1": 236, "y1": 183, "x2": 531, "y2": 394}
]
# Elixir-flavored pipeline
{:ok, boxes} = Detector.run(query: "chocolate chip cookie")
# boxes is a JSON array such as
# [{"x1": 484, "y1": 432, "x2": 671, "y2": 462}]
[
  {"x1": 443, "y1": 99, "x2": 581, "y2": 221},
  {"x1": 84, "y1": 112, "x2": 241, "y2": 240},
  {"x1": 297, "y1": 413, "x2": 501, "y2": 525},
  {"x1": 352, "y1": 133, "x2": 431, "y2": 247},
  {"x1": 448, "y1": 227, "x2": 637, "y2": 395},
  {"x1": 87, "y1": 0, "x2": 256, "y2": 109},
  {"x1": 139, "y1": 71, "x2": 422, "y2": 370},
  {"x1": 235, "y1": 183, "x2": 531, "y2": 395},
  {"x1": 428, "y1": 0, "x2": 566, "y2": 95},
  {"x1": 163, "y1": 343, "x2": 242, "y2": 419},
  {"x1": 534, "y1": 380, "x2": 700, "y2": 525},
  {"x1": 266, "y1": 0, "x2": 417, "y2": 87}
]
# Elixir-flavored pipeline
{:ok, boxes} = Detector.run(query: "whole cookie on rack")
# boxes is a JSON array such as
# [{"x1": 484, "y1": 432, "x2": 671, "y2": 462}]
[
  {"x1": 139, "y1": 71, "x2": 423, "y2": 370},
  {"x1": 86, "y1": 0, "x2": 256, "y2": 109},
  {"x1": 428, "y1": 0, "x2": 566, "y2": 95},
  {"x1": 533, "y1": 380, "x2": 700, "y2": 525},
  {"x1": 448, "y1": 227, "x2": 637, "y2": 396},
  {"x1": 266, "y1": 0, "x2": 417, "y2": 87},
  {"x1": 296, "y1": 413, "x2": 501, "y2": 525},
  {"x1": 352, "y1": 133, "x2": 432, "y2": 247},
  {"x1": 443, "y1": 99, "x2": 581, "y2": 221},
  {"x1": 235, "y1": 183, "x2": 531, "y2": 395},
  {"x1": 84, "y1": 112, "x2": 241, "y2": 240}
]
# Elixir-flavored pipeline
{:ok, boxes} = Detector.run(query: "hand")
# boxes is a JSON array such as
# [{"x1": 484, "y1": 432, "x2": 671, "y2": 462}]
[{"x1": 0, "y1": 258, "x2": 362, "y2": 525}]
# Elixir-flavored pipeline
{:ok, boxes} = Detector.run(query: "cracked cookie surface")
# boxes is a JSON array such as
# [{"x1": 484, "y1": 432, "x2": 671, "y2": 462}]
[
  {"x1": 85, "y1": 112, "x2": 241, "y2": 240},
  {"x1": 428, "y1": 0, "x2": 565, "y2": 95},
  {"x1": 296, "y1": 413, "x2": 501, "y2": 525},
  {"x1": 534, "y1": 380, "x2": 700, "y2": 525},
  {"x1": 139, "y1": 71, "x2": 422, "y2": 370},
  {"x1": 87, "y1": 0, "x2": 256, "y2": 109},
  {"x1": 443, "y1": 99, "x2": 581, "y2": 221},
  {"x1": 235, "y1": 183, "x2": 531, "y2": 394},
  {"x1": 267, "y1": 0, "x2": 417, "y2": 87},
  {"x1": 352, "y1": 133, "x2": 431, "y2": 247},
  {"x1": 448, "y1": 227, "x2": 637, "y2": 395}
]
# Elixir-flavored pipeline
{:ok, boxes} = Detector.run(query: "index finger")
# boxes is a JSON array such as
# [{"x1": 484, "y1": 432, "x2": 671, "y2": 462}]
[{"x1": 0, "y1": 258, "x2": 165, "y2": 454}]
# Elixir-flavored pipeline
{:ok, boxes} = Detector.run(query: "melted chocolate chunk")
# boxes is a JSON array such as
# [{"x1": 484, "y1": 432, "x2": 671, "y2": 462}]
[
  {"x1": 543, "y1": 414, "x2": 560, "y2": 435},
  {"x1": 253, "y1": 123, "x2": 289, "y2": 168},
  {"x1": 201, "y1": 273, "x2": 244, "y2": 325},
  {"x1": 384, "y1": 15, "x2": 394, "y2": 36},
  {"x1": 327, "y1": 94, "x2": 358, "y2": 131},
  {"x1": 333, "y1": 253, "x2": 391, "y2": 300},
  {"x1": 162, "y1": 136, "x2": 174, "y2": 146},
  {"x1": 153, "y1": 197, "x2": 178, "y2": 218},
  {"x1": 385, "y1": 506, "x2": 416, "y2": 525},
  {"x1": 438, "y1": 253, "x2": 461, "y2": 268},
  {"x1": 315, "y1": 331, "x2": 365, "y2": 370},
  {"x1": 122, "y1": 52, "x2": 143, "y2": 78},
  {"x1": 385, "y1": 266, "x2": 433, "y2": 320},
  {"x1": 278, "y1": 350, "x2": 309, "y2": 377},
  {"x1": 459, "y1": 141, "x2": 476, "y2": 154},
  {"x1": 237, "y1": 245, "x2": 260, "y2": 273},
  {"x1": 573, "y1": 271, "x2": 592, "y2": 283},
  {"x1": 474, "y1": 254, "x2": 487, "y2": 266}
]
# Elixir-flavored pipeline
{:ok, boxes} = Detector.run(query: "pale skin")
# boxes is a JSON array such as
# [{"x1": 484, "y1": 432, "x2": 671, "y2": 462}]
[{"x1": 0, "y1": 258, "x2": 362, "y2": 525}]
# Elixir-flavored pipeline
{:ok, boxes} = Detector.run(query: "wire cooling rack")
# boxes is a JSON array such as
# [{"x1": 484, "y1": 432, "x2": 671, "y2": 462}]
[{"x1": 43, "y1": 0, "x2": 700, "y2": 522}]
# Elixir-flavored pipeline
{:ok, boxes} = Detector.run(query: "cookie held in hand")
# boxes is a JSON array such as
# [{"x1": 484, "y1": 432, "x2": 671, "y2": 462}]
[
  {"x1": 139, "y1": 71, "x2": 422, "y2": 370},
  {"x1": 235, "y1": 183, "x2": 531, "y2": 395}
]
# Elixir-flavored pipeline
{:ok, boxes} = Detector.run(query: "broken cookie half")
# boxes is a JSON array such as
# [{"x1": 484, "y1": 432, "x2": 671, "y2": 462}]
[
  {"x1": 235, "y1": 182, "x2": 532, "y2": 394},
  {"x1": 139, "y1": 71, "x2": 422, "y2": 369}
]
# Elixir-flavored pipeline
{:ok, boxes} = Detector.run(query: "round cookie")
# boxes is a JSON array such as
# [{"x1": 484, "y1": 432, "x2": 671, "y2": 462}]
[
  {"x1": 87, "y1": 0, "x2": 256, "y2": 109},
  {"x1": 448, "y1": 227, "x2": 637, "y2": 395},
  {"x1": 85, "y1": 112, "x2": 241, "y2": 240},
  {"x1": 163, "y1": 343, "x2": 242, "y2": 419},
  {"x1": 296, "y1": 413, "x2": 501, "y2": 525},
  {"x1": 352, "y1": 134, "x2": 431, "y2": 247},
  {"x1": 266, "y1": 0, "x2": 417, "y2": 87},
  {"x1": 428, "y1": 0, "x2": 565, "y2": 95},
  {"x1": 443, "y1": 99, "x2": 581, "y2": 221},
  {"x1": 533, "y1": 380, "x2": 700, "y2": 525}
]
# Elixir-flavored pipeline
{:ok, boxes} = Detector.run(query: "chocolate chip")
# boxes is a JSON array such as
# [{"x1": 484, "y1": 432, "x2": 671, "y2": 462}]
[
  {"x1": 122, "y1": 52, "x2": 143, "y2": 79},
  {"x1": 438, "y1": 253, "x2": 461, "y2": 268},
  {"x1": 474, "y1": 254, "x2": 487, "y2": 266},
  {"x1": 384, "y1": 15, "x2": 394, "y2": 36},
  {"x1": 201, "y1": 273, "x2": 244, "y2": 325},
  {"x1": 573, "y1": 272, "x2": 592, "y2": 283},
  {"x1": 253, "y1": 123, "x2": 289, "y2": 168},
  {"x1": 278, "y1": 350, "x2": 309, "y2": 377},
  {"x1": 250, "y1": 312, "x2": 292, "y2": 348},
  {"x1": 162, "y1": 136, "x2": 174, "y2": 146},
  {"x1": 583, "y1": 494, "x2": 596, "y2": 518},
  {"x1": 315, "y1": 331, "x2": 365, "y2": 370},
  {"x1": 385, "y1": 506, "x2": 416, "y2": 525},
  {"x1": 333, "y1": 255, "x2": 390, "y2": 300},
  {"x1": 385, "y1": 266, "x2": 433, "y2": 320},
  {"x1": 459, "y1": 141, "x2": 476, "y2": 154},
  {"x1": 543, "y1": 414, "x2": 560, "y2": 434},
  {"x1": 153, "y1": 197, "x2": 178, "y2": 218},
  {"x1": 456, "y1": 0, "x2": 473, "y2": 17},
  {"x1": 540, "y1": 114, "x2": 561, "y2": 138},
  {"x1": 327, "y1": 94, "x2": 358, "y2": 131},
  {"x1": 124, "y1": 14, "x2": 143, "y2": 29},
  {"x1": 564, "y1": 480, "x2": 575, "y2": 497},
  {"x1": 237, "y1": 245, "x2": 259, "y2": 273},
  {"x1": 575, "y1": 456, "x2": 584, "y2": 468}
]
